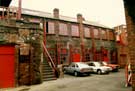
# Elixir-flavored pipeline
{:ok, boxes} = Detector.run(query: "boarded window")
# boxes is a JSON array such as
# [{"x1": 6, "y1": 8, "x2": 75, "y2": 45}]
[
  {"x1": 84, "y1": 27, "x2": 91, "y2": 38},
  {"x1": 101, "y1": 30, "x2": 107, "y2": 39},
  {"x1": 71, "y1": 25, "x2": 79, "y2": 37},
  {"x1": 93, "y1": 28, "x2": 99, "y2": 38},
  {"x1": 109, "y1": 31, "x2": 114, "y2": 40},
  {"x1": 47, "y1": 21, "x2": 55, "y2": 34},
  {"x1": 59, "y1": 23, "x2": 68, "y2": 35}
]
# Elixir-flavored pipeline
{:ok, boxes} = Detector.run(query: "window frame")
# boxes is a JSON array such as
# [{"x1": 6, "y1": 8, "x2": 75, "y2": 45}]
[
  {"x1": 47, "y1": 21, "x2": 55, "y2": 34},
  {"x1": 71, "y1": 24, "x2": 80, "y2": 37},
  {"x1": 109, "y1": 31, "x2": 115, "y2": 40},
  {"x1": 101, "y1": 29, "x2": 107, "y2": 40},
  {"x1": 93, "y1": 28, "x2": 99, "y2": 39},
  {"x1": 59, "y1": 22, "x2": 68, "y2": 36},
  {"x1": 84, "y1": 27, "x2": 91, "y2": 38}
]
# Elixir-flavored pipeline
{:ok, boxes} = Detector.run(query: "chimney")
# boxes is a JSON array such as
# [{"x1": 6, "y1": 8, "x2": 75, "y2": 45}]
[
  {"x1": 53, "y1": 8, "x2": 59, "y2": 19},
  {"x1": 77, "y1": 13, "x2": 83, "y2": 23}
]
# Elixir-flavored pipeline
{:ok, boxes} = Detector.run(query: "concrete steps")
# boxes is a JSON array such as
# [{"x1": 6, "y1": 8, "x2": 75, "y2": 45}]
[{"x1": 41, "y1": 61, "x2": 56, "y2": 81}]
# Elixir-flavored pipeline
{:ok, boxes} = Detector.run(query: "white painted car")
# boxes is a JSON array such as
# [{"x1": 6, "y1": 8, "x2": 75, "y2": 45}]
[
  {"x1": 64, "y1": 62, "x2": 93, "y2": 76},
  {"x1": 86, "y1": 61, "x2": 112, "y2": 74}
]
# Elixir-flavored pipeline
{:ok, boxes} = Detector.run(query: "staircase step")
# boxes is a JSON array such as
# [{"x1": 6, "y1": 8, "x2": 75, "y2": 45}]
[
  {"x1": 42, "y1": 75, "x2": 55, "y2": 79},
  {"x1": 42, "y1": 68, "x2": 53, "y2": 71},
  {"x1": 42, "y1": 65, "x2": 51, "y2": 68},
  {"x1": 42, "y1": 68, "x2": 52, "y2": 71},
  {"x1": 42, "y1": 72, "x2": 54, "y2": 75},
  {"x1": 42, "y1": 78, "x2": 57, "y2": 81},
  {"x1": 41, "y1": 60, "x2": 56, "y2": 81}
]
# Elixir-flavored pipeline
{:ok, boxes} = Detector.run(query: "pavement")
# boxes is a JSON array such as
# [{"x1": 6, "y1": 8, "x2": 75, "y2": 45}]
[{"x1": 0, "y1": 69, "x2": 132, "y2": 91}]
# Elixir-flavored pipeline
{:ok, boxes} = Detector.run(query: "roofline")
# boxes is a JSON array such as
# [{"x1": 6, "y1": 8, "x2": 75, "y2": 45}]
[{"x1": 20, "y1": 8, "x2": 113, "y2": 30}]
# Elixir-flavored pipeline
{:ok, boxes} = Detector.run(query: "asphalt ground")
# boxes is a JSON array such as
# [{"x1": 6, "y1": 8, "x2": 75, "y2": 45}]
[{"x1": 1, "y1": 69, "x2": 132, "y2": 91}]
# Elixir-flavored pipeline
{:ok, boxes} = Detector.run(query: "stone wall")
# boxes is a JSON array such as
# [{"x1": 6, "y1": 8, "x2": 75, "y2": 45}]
[{"x1": 0, "y1": 19, "x2": 43, "y2": 86}]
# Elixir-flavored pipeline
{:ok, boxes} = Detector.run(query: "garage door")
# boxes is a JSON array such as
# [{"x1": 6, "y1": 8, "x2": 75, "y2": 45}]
[{"x1": 0, "y1": 46, "x2": 15, "y2": 88}]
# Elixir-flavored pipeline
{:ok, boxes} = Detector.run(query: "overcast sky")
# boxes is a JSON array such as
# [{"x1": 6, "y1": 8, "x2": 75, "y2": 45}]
[{"x1": 10, "y1": 0, "x2": 126, "y2": 28}]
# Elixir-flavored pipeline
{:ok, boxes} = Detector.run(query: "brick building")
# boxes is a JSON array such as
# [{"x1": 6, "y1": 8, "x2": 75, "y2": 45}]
[
  {"x1": 123, "y1": 0, "x2": 135, "y2": 90},
  {"x1": 114, "y1": 25, "x2": 129, "y2": 67},
  {"x1": 0, "y1": 5, "x2": 117, "y2": 88},
  {"x1": 44, "y1": 8, "x2": 117, "y2": 64}
]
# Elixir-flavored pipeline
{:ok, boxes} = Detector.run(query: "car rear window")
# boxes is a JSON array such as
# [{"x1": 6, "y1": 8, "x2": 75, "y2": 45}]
[{"x1": 77, "y1": 63, "x2": 90, "y2": 68}]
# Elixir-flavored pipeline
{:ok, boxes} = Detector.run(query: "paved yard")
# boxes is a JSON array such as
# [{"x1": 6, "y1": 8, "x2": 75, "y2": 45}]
[{"x1": 1, "y1": 69, "x2": 132, "y2": 91}]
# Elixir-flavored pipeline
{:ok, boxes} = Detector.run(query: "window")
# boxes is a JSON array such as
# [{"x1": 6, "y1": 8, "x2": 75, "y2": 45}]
[
  {"x1": 93, "y1": 28, "x2": 99, "y2": 38},
  {"x1": 47, "y1": 21, "x2": 55, "y2": 34},
  {"x1": 59, "y1": 23, "x2": 68, "y2": 35},
  {"x1": 71, "y1": 25, "x2": 79, "y2": 37},
  {"x1": 109, "y1": 31, "x2": 114, "y2": 40},
  {"x1": 76, "y1": 64, "x2": 79, "y2": 68},
  {"x1": 84, "y1": 27, "x2": 91, "y2": 38},
  {"x1": 101, "y1": 30, "x2": 107, "y2": 39},
  {"x1": 71, "y1": 64, "x2": 75, "y2": 67},
  {"x1": 89, "y1": 63, "x2": 95, "y2": 66}
]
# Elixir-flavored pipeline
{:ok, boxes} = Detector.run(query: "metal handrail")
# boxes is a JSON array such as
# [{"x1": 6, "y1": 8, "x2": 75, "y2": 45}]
[
  {"x1": 0, "y1": 6, "x2": 18, "y2": 19},
  {"x1": 42, "y1": 42, "x2": 56, "y2": 71}
]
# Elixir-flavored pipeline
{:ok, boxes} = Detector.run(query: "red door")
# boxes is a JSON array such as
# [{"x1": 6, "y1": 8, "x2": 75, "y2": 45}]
[
  {"x1": 0, "y1": 46, "x2": 15, "y2": 88},
  {"x1": 72, "y1": 54, "x2": 81, "y2": 62}
]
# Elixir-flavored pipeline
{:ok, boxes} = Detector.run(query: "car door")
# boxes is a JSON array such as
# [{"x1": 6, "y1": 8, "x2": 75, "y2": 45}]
[
  {"x1": 88, "y1": 63, "x2": 96, "y2": 72},
  {"x1": 66, "y1": 64, "x2": 72, "y2": 73},
  {"x1": 70, "y1": 63, "x2": 76, "y2": 73}
]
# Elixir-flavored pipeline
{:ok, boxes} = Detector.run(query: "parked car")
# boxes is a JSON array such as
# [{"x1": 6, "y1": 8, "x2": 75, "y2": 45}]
[
  {"x1": 101, "y1": 61, "x2": 120, "y2": 72},
  {"x1": 64, "y1": 62, "x2": 93, "y2": 76},
  {"x1": 86, "y1": 61, "x2": 112, "y2": 74}
]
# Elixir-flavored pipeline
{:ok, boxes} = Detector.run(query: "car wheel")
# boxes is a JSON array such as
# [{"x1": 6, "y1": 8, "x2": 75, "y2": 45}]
[
  {"x1": 97, "y1": 70, "x2": 102, "y2": 75},
  {"x1": 74, "y1": 71, "x2": 78, "y2": 77}
]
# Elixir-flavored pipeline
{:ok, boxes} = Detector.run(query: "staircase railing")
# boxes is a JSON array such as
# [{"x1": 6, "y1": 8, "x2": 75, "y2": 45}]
[
  {"x1": 0, "y1": 6, "x2": 18, "y2": 20},
  {"x1": 42, "y1": 42, "x2": 57, "y2": 77}
]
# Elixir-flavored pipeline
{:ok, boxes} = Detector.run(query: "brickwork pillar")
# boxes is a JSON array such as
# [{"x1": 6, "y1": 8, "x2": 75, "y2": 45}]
[
  {"x1": 91, "y1": 27, "x2": 95, "y2": 61},
  {"x1": 77, "y1": 14, "x2": 85, "y2": 62},
  {"x1": 123, "y1": 0, "x2": 135, "y2": 90},
  {"x1": 53, "y1": 8, "x2": 60, "y2": 64}
]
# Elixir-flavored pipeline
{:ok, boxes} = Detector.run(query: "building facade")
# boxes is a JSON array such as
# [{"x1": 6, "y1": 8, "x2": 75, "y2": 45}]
[
  {"x1": 114, "y1": 25, "x2": 128, "y2": 67},
  {"x1": 43, "y1": 8, "x2": 117, "y2": 65},
  {"x1": 0, "y1": 6, "x2": 117, "y2": 87}
]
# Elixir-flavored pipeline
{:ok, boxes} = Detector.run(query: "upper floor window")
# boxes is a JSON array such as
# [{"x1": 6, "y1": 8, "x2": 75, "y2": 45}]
[
  {"x1": 93, "y1": 28, "x2": 99, "y2": 38},
  {"x1": 84, "y1": 27, "x2": 91, "y2": 38},
  {"x1": 101, "y1": 30, "x2": 107, "y2": 39},
  {"x1": 71, "y1": 25, "x2": 79, "y2": 37},
  {"x1": 59, "y1": 23, "x2": 68, "y2": 35},
  {"x1": 47, "y1": 21, "x2": 55, "y2": 34},
  {"x1": 109, "y1": 31, "x2": 114, "y2": 40}
]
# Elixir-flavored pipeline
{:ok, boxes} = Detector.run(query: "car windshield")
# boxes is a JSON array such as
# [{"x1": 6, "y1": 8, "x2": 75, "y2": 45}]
[
  {"x1": 94, "y1": 62, "x2": 104, "y2": 67},
  {"x1": 102, "y1": 62, "x2": 107, "y2": 65}
]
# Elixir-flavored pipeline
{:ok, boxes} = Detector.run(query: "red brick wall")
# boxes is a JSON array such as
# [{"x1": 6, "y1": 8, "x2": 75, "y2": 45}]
[{"x1": 124, "y1": 0, "x2": 135, "y2": 90}]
